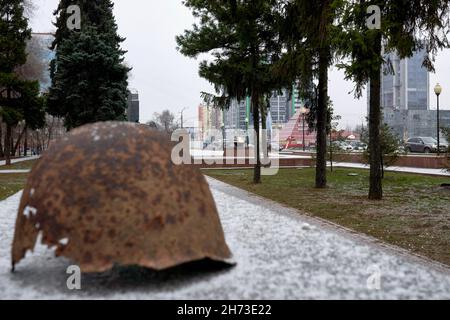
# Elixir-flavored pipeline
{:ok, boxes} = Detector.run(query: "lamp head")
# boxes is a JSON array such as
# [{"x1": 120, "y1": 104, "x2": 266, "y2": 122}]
[
  {"x1": 300, "y1": 106, "x2": 309, "y2": 115},
  {"x1": 434, "y1": 83, "x2": 442, "y2": 96}
]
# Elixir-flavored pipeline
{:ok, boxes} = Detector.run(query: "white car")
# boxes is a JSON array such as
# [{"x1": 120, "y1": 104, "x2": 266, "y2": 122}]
[{"x1": 339, "y1": 142, "x2": 354, "y2": 151}]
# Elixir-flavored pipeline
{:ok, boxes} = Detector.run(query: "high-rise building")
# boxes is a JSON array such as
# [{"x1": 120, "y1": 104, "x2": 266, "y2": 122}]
[
  {"x1": 223, "y1": 98, "x2": 252, "y2": 131},
  {"x1": 290, "y1": 85, "x2": 305, "y2": 113},
  {"x1": 127, "y1": 90, "x2": 140, "y2": 123},
  {"x1": 375, "y1": 49, "x2": 440, "y2": 139},
  {"x1": 222, "y1": 86, "x2": 303, "y2": 131},
  {"x1": 381, "y1": 49, "x2": 430, "y2": 112},
  {"x1": 269, "y1": 89, "x2": 292, "y2": 127}
]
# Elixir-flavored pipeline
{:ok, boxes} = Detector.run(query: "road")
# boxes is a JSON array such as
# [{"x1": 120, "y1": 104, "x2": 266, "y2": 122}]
[{"x1": 1, "y1": 178, "x2": 450, "y2": 299}]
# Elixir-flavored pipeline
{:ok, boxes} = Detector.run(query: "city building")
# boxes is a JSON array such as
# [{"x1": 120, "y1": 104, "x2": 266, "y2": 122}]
[
  {"x1": 222, "y1": 86, "x2": 304, "y2": 132},
  {"x1": 270, "y1": 89, "x2": 293, "y2": 128},
  {"x1": 127, "y1": 90, "x2": 140, "y2": 123},
  {"x1": 198, "y1": 104, "x2": 224, "y2": 141},
  {"x1": 384, "y1": 109, "x2": 450, "y2": 140},
  {"x1": 222, "y1": 98, "x2": 253, "y2": 131},
  {"x1": 196, "y1": 86, "x2": 309, "y2": 145},
  {"x1": 201, "y1": 86, "x2": 310, "y2": 147},
  {"x1": 290, "y1": 85, "x2": 306, "y2": 114},
  {"x1": 372, "y1": 49, "x2": 450, "y2": 140},
  {"x1": 381, "y1": 49, "x2": 430, "y2": 112}
]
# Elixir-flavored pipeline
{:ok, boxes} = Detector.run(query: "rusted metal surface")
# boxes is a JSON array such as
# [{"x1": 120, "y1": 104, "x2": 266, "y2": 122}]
[{"x1": 11, "y1": 122, "x2": 232, "y2": 272}]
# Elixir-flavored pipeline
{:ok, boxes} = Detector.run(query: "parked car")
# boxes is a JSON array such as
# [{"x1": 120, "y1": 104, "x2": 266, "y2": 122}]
[
  {"x1": 348, "y1": 141, "x2": 368, "y2": 151},
  {"x1": 442, "y1": 139, "x2": 450, "y2": 152},
  {"x1": 405, "y1": 137, "x2": 448, "y2": 153},
  {"x1": 332, "y1": 141, "x2": 353, "y2": 151},
  {"x1": 331, "y1": 141, "x2": 341, "y2": 148},
  {"x1": 340, "y1": 142, "x2": 354, "y2": 151}
]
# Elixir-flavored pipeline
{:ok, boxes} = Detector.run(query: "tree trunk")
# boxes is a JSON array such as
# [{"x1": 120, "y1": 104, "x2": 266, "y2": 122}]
[
  {"x1": 13, "y1": 125, "x2": 27, "y2": 156},
  {"x1": 47, "y1": 117, "x2": 55, "y2": 148},
  {"x1": 330, "y1": 131, "x2": 333, "y2": 172},
  {"x1": 316, "y1": 49, "x2": 328, "y2": 188},
  {"x1": 4, "y1": 87, "x2": 12, "y2": 165},
  {"x1": 0, "y1": 123, "x2": 4, "y2": 158},
  {"x1": 24, "y1": 128, "x2": 28, "y2": 156},
  {"x1": 10, "y1": 130, "x2": 14, "y2": 156},
  {"x1": 261, "y1": 105, "x2": 268, "y2": 158},
  {"x1": 252, "y1": 94, "x2": 261, "y2": 184},
  {"x1": 4, "y1": 124, "x2": 12, "y2": 166},
  {"x1": 368, "y1": 34, "x2": 383, "y2": 200}
]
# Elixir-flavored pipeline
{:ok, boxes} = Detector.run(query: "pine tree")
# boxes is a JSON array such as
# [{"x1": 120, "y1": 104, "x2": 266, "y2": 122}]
[
  {"x1": 50, "y1": 0, "x2": 124, "y2": 52},
  {"x1": 275, "y1": 0, "x2": 344, "y2": 189},
  {"x1": 177, "y1": 0, "x2": 285, "y2": 184},
  {"x1": 0, "y1": 0, "x2": 37, "y2": 165},
  {"x1": 48, "y1": 0, "x2": 130, "y2": 130},
  {"x1": 339, "y1": 0, "x2": 450, "y2": 200}
]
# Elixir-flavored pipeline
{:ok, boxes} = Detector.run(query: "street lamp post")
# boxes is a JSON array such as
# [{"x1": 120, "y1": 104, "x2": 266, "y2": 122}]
[
  {"x1": 434, "y1": 83, "x2": 442, "y2": 155},
  {"x1": 221, "y1": 122, "x2": 225, "y2": 151},
  {"x1": 180, "y1": 107, "x2": 188, "y2": 129},
  {"x1": 245, "y1": 117, "x2": 249, "y2": 147},
  {"x1": 300, "y1": 107, "x2": 309, "y2": 152}
]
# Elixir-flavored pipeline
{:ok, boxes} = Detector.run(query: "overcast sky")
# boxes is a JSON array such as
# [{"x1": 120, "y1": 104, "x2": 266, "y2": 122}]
[{"x1": 31, "y1": 0, "x2": 450, "y2": 129}]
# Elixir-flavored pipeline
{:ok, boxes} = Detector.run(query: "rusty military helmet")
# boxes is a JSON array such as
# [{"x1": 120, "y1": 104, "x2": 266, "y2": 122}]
[{"x1": 12, "y1": 121, "x2": 232, "y2": 272}]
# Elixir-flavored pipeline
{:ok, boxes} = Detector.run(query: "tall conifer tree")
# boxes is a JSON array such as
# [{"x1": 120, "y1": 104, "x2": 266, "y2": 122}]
[
  {"x1": 339, "y1": 0, "x2": 450, "y2": 199},
  {"x1": 48, "y1": 0, "x2": 130, "y2": 129},
  {"x1": 276, "y1": 0, "x2": 343, "y2": 189},
  {"x1": 177, "y1": 0, "x2": 285, "y2": 184},
  {"x1": 0, "y1": 0, "x2": 42, "y2": 165}
]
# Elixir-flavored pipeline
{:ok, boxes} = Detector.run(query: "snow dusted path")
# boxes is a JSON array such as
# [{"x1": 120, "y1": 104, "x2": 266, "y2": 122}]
[
  {"x1": 1, "y1": 178, "x2": 450, "y2": 299},
  {"x1": 329, "y1": 162, "x2": 450, "y2": 177},
  {"x1": 0, "y1": 170, "x2": 30, "y2": 174},
  {"x1": 0, "y1": 156, "x2": 39, "y2": 167}
]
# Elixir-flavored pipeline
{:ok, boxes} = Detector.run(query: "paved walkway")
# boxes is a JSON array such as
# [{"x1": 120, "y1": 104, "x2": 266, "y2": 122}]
[
  {"x1": 0, "y1": 156, "x2": 39, "y2": 167},
  {"x1": 1, "y1": 178, "x2": 450, "y2": 299},
  {"x1": 0, "y1": 170, "x2": 31, "y2": 174}
]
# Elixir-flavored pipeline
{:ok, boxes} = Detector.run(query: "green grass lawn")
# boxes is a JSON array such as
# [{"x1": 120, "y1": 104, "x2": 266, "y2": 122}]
[
  {"x1": 205, "y1": 168, "x2": 450, "y2": 266},
  {"x1": 0, "y1": 160, "x2": 36, "y2": 200},
  {"x1": 0, "y1": 173, "x2": 29, "y2": 201},
  {"x1": 0, "y1": 159, "x2": 37, "y2": 171}
]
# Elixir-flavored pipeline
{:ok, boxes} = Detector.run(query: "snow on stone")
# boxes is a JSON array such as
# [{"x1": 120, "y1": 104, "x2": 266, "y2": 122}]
[
  {"x1": 0, "y1": 180, "x2": 450, "y2": 299},
  {"x1": 58, "y1": 238, "x2": 69, "y2": 246},
  {"x1": 23, "y1": 206, "x2": 37, "y2": 219}
]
